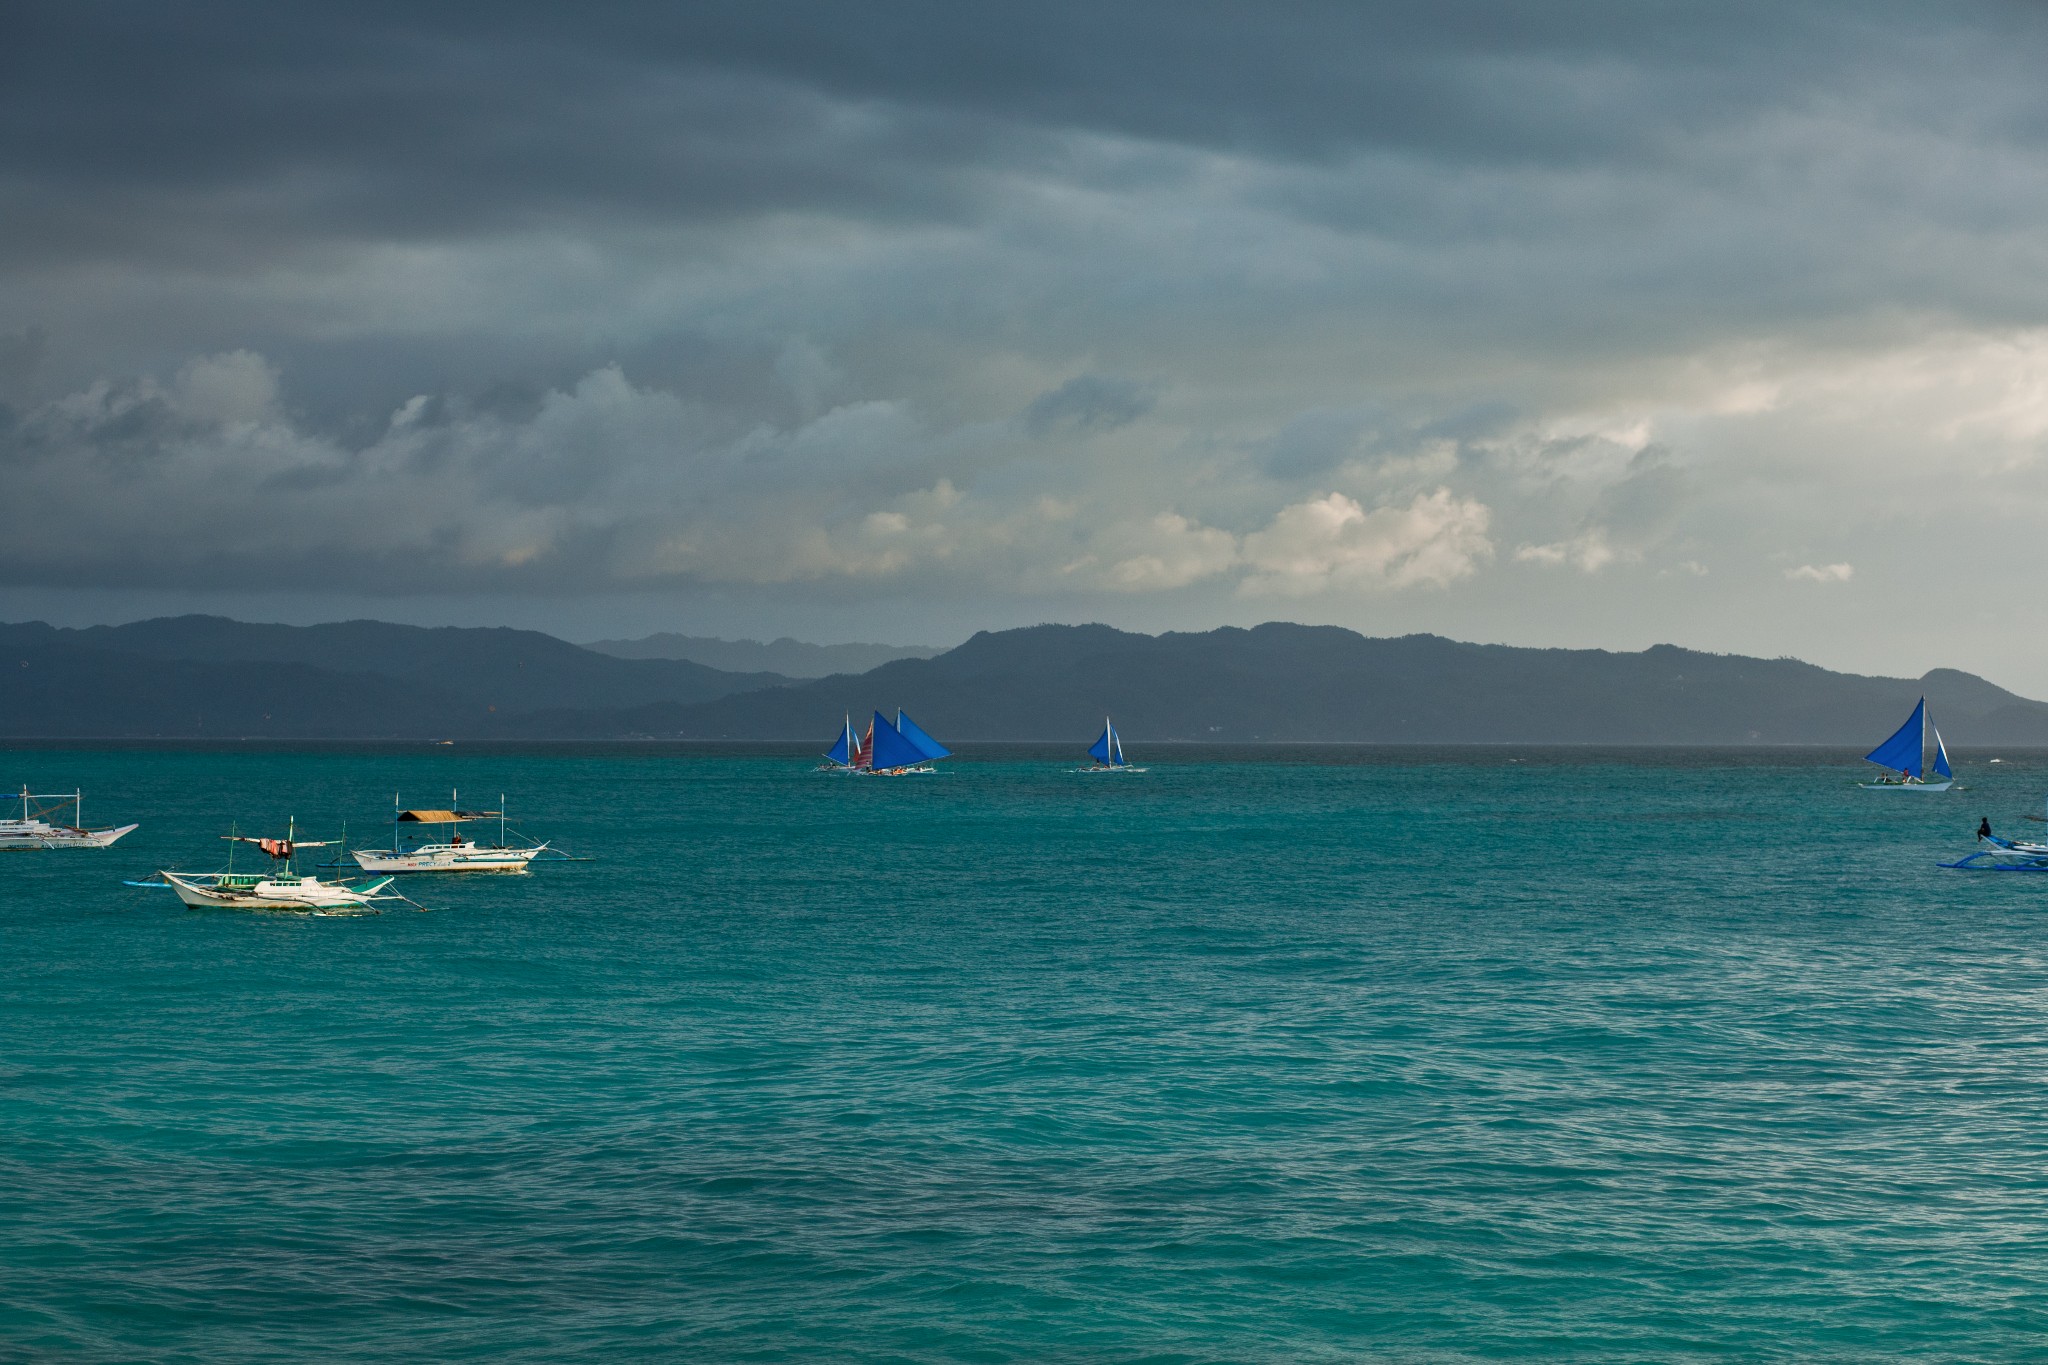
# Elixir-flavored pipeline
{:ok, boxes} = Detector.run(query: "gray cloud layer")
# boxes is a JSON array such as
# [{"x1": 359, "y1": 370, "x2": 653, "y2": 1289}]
[{"x1": 8, "y1": 3, "x2": 2048, "y2": 682}]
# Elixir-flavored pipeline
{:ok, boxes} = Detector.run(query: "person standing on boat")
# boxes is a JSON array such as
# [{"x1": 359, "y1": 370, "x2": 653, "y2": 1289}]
[{"x1": 1979, "y1": 817, "x2": 1993, "y2": 841}]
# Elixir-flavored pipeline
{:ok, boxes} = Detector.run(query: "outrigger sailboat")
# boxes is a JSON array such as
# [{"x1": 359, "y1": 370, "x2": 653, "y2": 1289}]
[
  {"x1": 820, "y1": 710, "x2": 950, "y2": 774},
  {"x1": 1860, "y1": 697, "x2": 1954, "y2": 791},
  {"x1": 821, "y1": 714, "x2": 874, "y2": 772},
  {"x1": 345, "y1": 793, "x2": 548, "y2": 873},
  {"x1": 1078, "y1": 718, "x2": 1145, "y2": 773},
  {"x1": 144, "y1": 819, "x2": 408, "y2": 913},
  {"x1": 0, "y1": 786, "x2": 138, "y2": 850}
]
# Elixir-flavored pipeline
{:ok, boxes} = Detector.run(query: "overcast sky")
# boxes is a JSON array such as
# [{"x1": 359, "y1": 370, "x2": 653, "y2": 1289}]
[{"x1": 8, "y1": 2, "x2": 2048, "y2": 687}]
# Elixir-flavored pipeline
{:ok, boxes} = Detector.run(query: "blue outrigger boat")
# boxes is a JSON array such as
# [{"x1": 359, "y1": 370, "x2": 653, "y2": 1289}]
[
  {"x1": 1860, "y1": 697, "x2": 1953, "y2": 791},
  {"x1": 1078, "y1": 718, "x2": 1144, "y2": 773},
  {"x1": 821, "y1": 709, "x2": 951, "y2": 775}
]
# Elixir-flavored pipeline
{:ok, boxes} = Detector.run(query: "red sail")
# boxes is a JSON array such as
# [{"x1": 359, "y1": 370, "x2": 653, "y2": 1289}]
[{"x1": 852, "y1": 722, "x2": 874, "y2": 768}]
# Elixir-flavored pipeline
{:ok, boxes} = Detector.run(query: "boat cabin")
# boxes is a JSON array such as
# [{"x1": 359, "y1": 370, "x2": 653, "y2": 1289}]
[{"x1": 394, "y1": 808, "x2": 496, "y2": 853}]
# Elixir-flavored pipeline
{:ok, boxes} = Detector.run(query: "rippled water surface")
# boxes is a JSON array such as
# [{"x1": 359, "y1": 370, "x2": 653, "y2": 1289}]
[{"x1": 7, "y1": 743, "x2": 2048, "y2": 1361}]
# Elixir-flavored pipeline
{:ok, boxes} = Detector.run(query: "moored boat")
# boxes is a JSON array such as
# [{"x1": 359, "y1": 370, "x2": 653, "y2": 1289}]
[
  {"x1": 146, "y1": 820, "x2": 403, "y2": 913},
  {"x1": 0, "y1": 786, "x2": 138, "y2": 850},
  {"x1": 347, "y1": 796, "x2": 546, "y2": 873}
]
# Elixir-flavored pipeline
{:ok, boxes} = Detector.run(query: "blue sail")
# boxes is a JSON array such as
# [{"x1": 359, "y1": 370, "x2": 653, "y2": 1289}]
[
  {"x1": 1934, "y1": 729, "x2": 1952, "y2": 779},
  {"x1": 1088, "y1": 722, "x2": 1114, "y2": 764},
  {"x1": 869, "y1": 711, "x2": 928, "y2": 771},
  {"x1": 1865, "y1": 698, "x2": 1925, "y2": 777},
  {"x1": 897, "y1": 710, "x2": 951, "y2": 761},
  {"x1": 824, "y1": 716, "x2": 851, "y2": 766},
  {"x1": 1113, "y1": 730, "x2": 1125, "y2": 766}
]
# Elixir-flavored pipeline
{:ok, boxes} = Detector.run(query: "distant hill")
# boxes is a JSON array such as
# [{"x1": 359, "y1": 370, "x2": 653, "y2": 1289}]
[
  {"x1": 583, "y1": 632, "x2": 942, "y2": 677},
  {"x1": 0, "y1": 616, "x2": 787, "y2": 737},
  {"x1": 7, "y1": 616, "x2": 2048, "y2": 745},
  {"x1": 559, "y1": 623, "x2": 2048, "y2": 746}
]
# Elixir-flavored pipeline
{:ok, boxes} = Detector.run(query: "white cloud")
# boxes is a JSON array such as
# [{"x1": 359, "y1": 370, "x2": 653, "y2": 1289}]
[
  {"x1": 1787, "y1": 562, "x2": 1854, "y2": 583},
  {"x1": 172, "y1": 350, "x2": 279, "y2": 425},
  {"x1": 1079, "y1": 512, "x2": 1241, "y2": 591},
  {"x1": 1239, "y1": 489, "x2": 1493, "y2": 596},
  {"x1": 1515, "y1": 529, "x2": 1618, "y2": 573}
]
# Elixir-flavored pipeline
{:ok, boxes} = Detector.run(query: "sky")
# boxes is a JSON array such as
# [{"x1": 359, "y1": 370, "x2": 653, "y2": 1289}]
[{"x1": 8, "y1": 2, "x2": 2048, "y2": 688}]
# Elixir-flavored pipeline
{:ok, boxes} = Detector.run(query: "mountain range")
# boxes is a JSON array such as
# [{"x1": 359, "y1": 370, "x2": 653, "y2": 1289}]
[
  {"x1": 581, "y1": 633, "x2": 941, "y2": 677},
  {"x1": 0, "y1": 617, "x2": 784, "y2": 738},
  {"x1": 4, "y1": 615, "x2": 2047, "y2": 745}
]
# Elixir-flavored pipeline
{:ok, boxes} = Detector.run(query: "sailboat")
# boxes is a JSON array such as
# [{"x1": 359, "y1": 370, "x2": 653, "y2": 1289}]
[
  {"x1": 820, "y1": 710, "x2": 949, "y2": 774},
  {"x1": 145, "y1": 818, "x2": 406, "y2": 912},
  {"x1": 0, "y1": 786, "x2": 138, "y2": 850},
  {"x1": 1078, "y1": 718, "x2": 1145, "y2": 773},
  {"x1": 1860, "y1": 697, "x2": 1954, "y2": 791},
  {"x1": 821, "y1": 714, "x2": 873, "y2": 772},
  {"x1": 868, "y1": 709, "x2": 949, "y2": 774}
]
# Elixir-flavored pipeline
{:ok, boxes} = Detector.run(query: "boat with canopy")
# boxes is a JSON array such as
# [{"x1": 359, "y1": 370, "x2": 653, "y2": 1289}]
[
  {"x1": 0, "y1": 786, "x2": 138, "y2": 850},
  {"x1": 1077, "y1": 718, "x2": 1145, "y2": 773},
  {"x1": 138, "y1": 818, "x2": 410, "y2": 913},
  {"x1": 820, "y1": 709, "x2": 950, "y2": 774},
  {"x1": 1860, "y1": 698, "x2": 1954, "y2": 791},
  {"x1": 343, "y1": 792, "x2": 551, "y2": 873}
]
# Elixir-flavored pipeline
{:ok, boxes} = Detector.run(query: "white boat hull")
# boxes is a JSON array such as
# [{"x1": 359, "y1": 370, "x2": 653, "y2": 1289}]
[
  {"x1": 0, "y1": 821, "x2": 138, "y2": 850},
  {"x1": 1860, "y1": 780, "x2": 1953, "y2": 791},
  {"x1": 351, "y1": 846, "x2": 537, "y2": 874},
  {"x1": 159, "y1": 870, "x2": 394, "y2": 912}
]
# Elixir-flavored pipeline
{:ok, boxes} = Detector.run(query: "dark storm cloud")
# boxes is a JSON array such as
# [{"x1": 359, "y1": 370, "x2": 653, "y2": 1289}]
[
  {"x1": 7, "y1": 0, "x2": 2048, "y2": 671},
  {"x1": 10, "y1": 0, "x2": 2028, "y2": 257},
  {"x1": 1023, "y1": 376, "x2": 1154, "y2": 436}
]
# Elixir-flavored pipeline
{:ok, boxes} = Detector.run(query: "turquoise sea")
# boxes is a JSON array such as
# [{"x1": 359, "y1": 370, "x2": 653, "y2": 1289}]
[{"x1": 6, "y1": 744, "x2": 2048, "y2": 1362}]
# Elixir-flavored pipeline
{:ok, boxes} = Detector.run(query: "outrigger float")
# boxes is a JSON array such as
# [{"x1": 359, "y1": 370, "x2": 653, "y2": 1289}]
[
  {"x1": 132, "y1": 819, "x2": 415, "y2": 913},
  {"x1": 1944, "y1": 836, "x2": 2048, "y2": 871},
  {"x1": 0, "y1": 786, "x2": 138, "y2": 850},
  {"x1": 1944, "y1": 795, "x2": 2048, "y2": 871}
]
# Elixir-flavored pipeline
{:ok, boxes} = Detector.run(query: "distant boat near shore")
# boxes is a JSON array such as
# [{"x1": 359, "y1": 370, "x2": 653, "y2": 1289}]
[
  {"x1": 820, "y1": 709, "x2": 950, "y2": 774},
  {"x1": 0, "y1": 786, "x2": 137, "y2": 850},
  {"x1": 1078, "y1": 718, "x2": 1144, "y2": 773}
]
